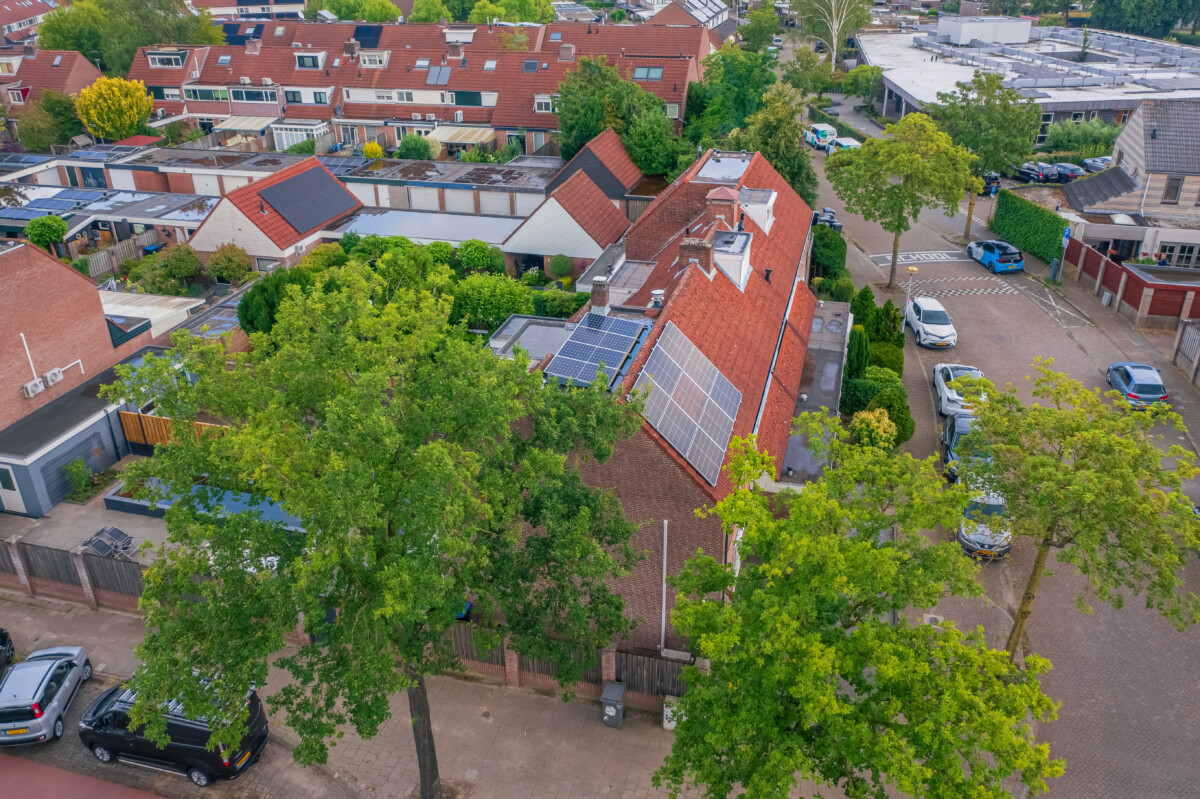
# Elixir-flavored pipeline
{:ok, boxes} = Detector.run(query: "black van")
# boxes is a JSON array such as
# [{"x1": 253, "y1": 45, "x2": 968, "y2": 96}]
[{"x1": 77, "y1": 682, "x2": 269, "y2": 787}]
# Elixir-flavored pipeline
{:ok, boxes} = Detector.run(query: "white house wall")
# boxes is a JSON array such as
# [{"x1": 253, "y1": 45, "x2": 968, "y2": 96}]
[
  {"x1": 189, "y1": 199, "x2": 285, "y2": 259},
  {"x1": 502, "y1": 199, "x2": 601, "y2": 258}
]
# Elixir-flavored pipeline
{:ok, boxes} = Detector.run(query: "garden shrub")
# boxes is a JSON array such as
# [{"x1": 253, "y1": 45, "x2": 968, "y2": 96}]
[
  {"x1": 71, "y1": 256, "x2": 90, "y2": 276},
  {"x1": 839, "y1": 378, "x2": 884, "y2": 415},
  {"x1": 992, "y1": 189, "x2": 1067, "y2": 265},
  {"x1": 285, "y1": 139, "x2": 316, "y2": 154},
  {"x1": 811, "y1": 225, "x2": 847, "y2": 279},
  {"x1": 868, "y1": 341, "x2": 904, "y2": 376},
  {"x1": 863, "y1": 364, "x2": 902, "y2": 387},
  {"x1": 827, "y1": 277, "x2": 857, "y2": 303},
  {"x1": 450, "y1": 274, "x2": 534, "y2": 331},
  {"x1": 851, "y1": 407, "x2": 897, "y2": 450},
  {"x1": 847, "y1": 324, "x2": 869, "y2": 380},
  {"x1": 548, "y1": 253, "x2": 574, "y2": 279},
  {"x1": 425, "y1": 241, "x2": 454, "y2": 267},
  {"x1": 867, "y1": 385, "x2": 915, "y2": 445},
  {"x1": 850, "y1": 285, "x2": 876, "y2": 331},
  {"x1": 870, "y1": 299, "x2": 903, "y2": 345},
  {"x1": 533, "y1": 287, "x2": 588, "y2": 318},
  {"x1": 64, "y1": 457, "x2": 91, "y2": 497}
]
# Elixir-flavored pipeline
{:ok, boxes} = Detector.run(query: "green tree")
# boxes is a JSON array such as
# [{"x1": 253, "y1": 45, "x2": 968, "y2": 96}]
[
  {"x1": 846, "y1": 323, "x2": 869, "y2": 379},
  {"x1": 396, "y1": 133, "x2": 437, "y2": 160},
  {"x1": 960, "y1": 360, "x2": 1200, "y2": 660},
  {"x1": 547, "y1": 253, "x2": 573, "y2": 279},
  {"x1": 161, "y1": 244, "x2": 200, "y2": 282},
  {"x1": 468, "y1": 0, "x2": 510, "y2": 21},
  {"x1": 446, "y1": 0, "x2": 477, "y2": 20},
  {"x1": 40, "y1": 91, "x2": 84, "y2": 142},
  {"x1": 498, "y1": 0, "x2": 553, "y2": 21},
  {"x1": 285, "y1": 139, "x2": 317, "y2": 154},
  {"x1": 326, "y1": 0, "x2": 404, "y2": 20},
  {"x1": 455, "y1": 238, "x2": 505, "y2": 274},
  {"x1": 1042, "y1": 117, "x2": 1122, "y2": 153},
  {"x1": 781, "y1": 46, "x2": 831, "y2": 98},
  {"x1": 237, "y1": 267, "x2": 319, "y2": 334},
  {"x1": 408, "y1": 0, "x2": 452, "y2": 21},
  {"x1": 790, "y1": 0, "x2": 871, "y2": 67},
  {"x1": 826, "y1": 113, "x2": 975, "y2": 288},
  {"x1": 37, "y1": 0, "x2": 109, "y2": 70},
  {"x1": 928, "y1": 71, "x2": 1040, "y2": 239},
  {"x1": 556, "y1": 56, "x2": 664, "y2": 160},
  {"x1": 686, "y1": 44, "x2": 776, "y2": 143},
  {"x1": 25, "y1": 214, "x2": 68, "y2": 254},
  {"x1": 205, "y1": 243, "x2": 253, "y2": 284},
  {"x1": 654, "y1": 428, "x2": 1063, "y2": 799},
  {"x1": 13, "y1": 105, "x2": 60, "y2": 153},
  {"x1": 849, "y1": 284, "x2": 876, "y2": 330},
  {"x1": 100, "y1": 0, "x2": 224, "y2": 76},
  {"x1": 727, "y1": 84, "x2": 817, "y2": 207},
  {"x1": 741, "y1": 6, "x2": 781, "y2": 51},
  {"x1": 1089, "y1": 0, "x2": 1184, "y2": 37},
  {"x1": 75, "y1": 76, "x2": 153, "y2": 141},
  {"x1": 866, "y1": 383, "x2": 914, "y2": 444},
  {"x1": 100, "y1": 261, "x2": 644, "y2": 799},
  {"x1": 450, "y1": 272, "x2": 534, "y2": 329},
  {"x1": 841, "y1": 64, "x2": 882, "y2": 105},
  {"x1": 622, "y1": 109, "x2": 688, "y2": 177}
]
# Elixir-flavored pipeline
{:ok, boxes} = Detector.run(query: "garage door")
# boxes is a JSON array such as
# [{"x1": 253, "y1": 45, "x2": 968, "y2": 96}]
[
  {"x1": 193, "y1": 174, "x2": 221, "y2": 196},
  {"x1": 514, "y1": 193, "x2": 542, "y2": 216},
  {"x1": 479, "y1": 192, "x2": 510, "y2": 216},
  {"x1": 108, "y1": 170, "x2": 135, "y2": 191},
  {"x1": 408, "y1": 187, "x2": 439, "y2": 211},
  {"x1": 444, "y1": 189, "x2": 475, "y2": 214},
  {"x1": 222, "y1": 175, "x2": 249, "y2": 192},
  {"x1": 346, "y1": 181, "x2": 377, "y2": 207}
]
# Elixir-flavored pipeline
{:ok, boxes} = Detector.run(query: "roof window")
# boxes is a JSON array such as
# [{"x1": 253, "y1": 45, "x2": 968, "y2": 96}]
[
  {"x1": 217, "y1": 54, "x2": 231, "y2": 65},
  {"x1": 484, "y1": 59, "x2": 496, "y2": 71},
  {"x1": 415, "y1": 57, "x2": 430, "y2": 69},
  {"x1": 632, "y1": 66, "x2": 663, "y2": 81}
]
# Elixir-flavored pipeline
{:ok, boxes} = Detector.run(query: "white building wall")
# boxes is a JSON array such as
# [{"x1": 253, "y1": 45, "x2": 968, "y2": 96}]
[
  {"x1": 479, "y1": 191, "x2": 511, "y2": 216},
  {"x1": 501, "y1": 199, "x2": 601, "y2": 258},
  {"x1": 188, "y1": 199, "x2": 285, "y2": 259}
]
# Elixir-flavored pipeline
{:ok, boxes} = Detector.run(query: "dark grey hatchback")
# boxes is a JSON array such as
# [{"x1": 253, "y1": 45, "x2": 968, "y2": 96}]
[{"x1": 78, "y1": 682, "x2": 269, "y2": 788}]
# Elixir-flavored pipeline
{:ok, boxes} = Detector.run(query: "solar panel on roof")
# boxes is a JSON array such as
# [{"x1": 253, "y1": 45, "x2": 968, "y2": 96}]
[
  {"x1": 633, "y1": 322, "x2": 742, "y2": 486},
  {"x1": 353, "y1": 24, "x2": 382, "y2": 49},
  {"x1": 56, "y1": 189, "x2": 104, "y2": 200},
  {"x1": 259, "y1": 168, "x2": 359, "y2": 234},
  {"x1": 0, "y1": 208, "x2": 47, "y2": 220},
  {"x1": 27, "y1": 198, "x2": 78, "y2": 211},
  {"x1": 544, "y1": 313, "x2": 645, "y2": 389}
]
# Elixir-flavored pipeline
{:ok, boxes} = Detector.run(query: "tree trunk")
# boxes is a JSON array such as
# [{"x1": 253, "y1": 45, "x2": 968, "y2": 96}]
[
  {"x1": 407, "y1": 675, "x2": 442, "y2": 799},
  {"x1": 963, "y1": 190, "x2": 977, "y2": 241},
  {"x1": 888, "y1": 231, "x2": 901, "y2": 290},
  {"x1": 1005, "y1": 542, "x2": 1052, "y2": 661}
]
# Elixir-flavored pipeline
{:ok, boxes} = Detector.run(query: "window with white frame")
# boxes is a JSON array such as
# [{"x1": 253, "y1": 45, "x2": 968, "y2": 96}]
[
  {"x1": 314, "y1": 91, "x2": 327, "y2": 104},
  {"x1": 148, "y1": 52, "x2": 183, "y2": 68},
  {"x1": 217, "y1": 54, "x2": 231, "y2": 65},
  {"x1": 1159, "y1": 243, "x2": 1197, "y2": 268},
  {"x1": 415, "y1": 58, "x2": 430, "y2": 70},
  {"x1": 666, "y1": 103, "x2": 679, "y2": 119},
  {"x1": 361, "y1": 51, "x2": 388, "y2": 68},
  {"x1": 184, "y1": 87, "x2": 229, "y2": 101},
  {"x1": 296, "y1": 53, "x2": 323, "y2": 69},
  {"x1": 484, "y1": 59, "x2": 497, "y2": 71},
  {"x1": 0, "y1": 61, "x2": 14, "y2": 74},
  {"x1": 340, "y1": 125, "x2": 358, "y2": 143},
  {"x1": 534, "y1": 95, "x2": 552, "y2": 113},
  {"x1": 275, "y1": 25, "x2": 286, "y2": 35},
  {"x1": 397, "y1": 90, "x2": 413, "y2": 102},
  {"x1": 285, "y1": 90, "x2": 302, "y2": 103},
  {"x1": 632, "y1": 66, "x2": 663, "y2": 81},
  {"x1": 231, "y1": 88, "x2": 277, "y2": 102},
  {"x1": 7, "y1": 89, "x2": 22, "y2": 104},
  {"x1": 164, "y1": 88, "x2": 181, "y2": 100},
  {"x1": 376, "y1": 91, "x2": 393, "y2": 102},
  {"x1": 1071, "y1": 111, "x2": 1084, "y2": 122}
]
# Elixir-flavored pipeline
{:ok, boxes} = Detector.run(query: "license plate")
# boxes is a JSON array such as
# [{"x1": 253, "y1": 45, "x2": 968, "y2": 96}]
[
  {"x1": 976, "y1": 550, "x2": 995, "y2": 557},
  {"x1": 236, "y1": 751, "x2": 251, "y2": 768},
  {"x1": 5, "y1": 728, "x2": 27, "y2": 735},
  {"x1": 935, "y1": 342, "x2": 949, "y2": 347}
]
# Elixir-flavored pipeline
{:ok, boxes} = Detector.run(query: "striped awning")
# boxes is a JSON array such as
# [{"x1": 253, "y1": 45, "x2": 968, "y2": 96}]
[{"x1": 424, "y1": 126, "x2": 495, "y2": 146}]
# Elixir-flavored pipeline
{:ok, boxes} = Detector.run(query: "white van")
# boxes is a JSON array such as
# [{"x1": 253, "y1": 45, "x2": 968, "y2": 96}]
[{"x1": 803, "y1": 123, "x2": 837, "y2": 149}]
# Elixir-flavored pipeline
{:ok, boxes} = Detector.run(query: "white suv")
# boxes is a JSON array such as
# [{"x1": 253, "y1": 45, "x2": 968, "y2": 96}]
[{"x1": 905, "y1": 297, "x2": 957, "y2": 348}]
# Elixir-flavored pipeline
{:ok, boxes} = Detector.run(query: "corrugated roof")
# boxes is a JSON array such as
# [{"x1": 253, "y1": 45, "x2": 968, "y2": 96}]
[{"x1": 1062, "y1": 166, "x2": 1137, "y2": 210}]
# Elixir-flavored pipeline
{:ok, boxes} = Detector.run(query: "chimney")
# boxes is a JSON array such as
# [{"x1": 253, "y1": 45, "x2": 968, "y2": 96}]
[
  {"x1": 558, "y1": 42, "x2": 575, "y2": 62},
  {"x1": 705, "y1": 187, "x2": 740, "y2": 228},
  {"x1": 764, "y1": 268, "x2": 772, "y2": 283},
  {"x1": 344, "y1": 38, "x2": 360, "y2": 58},
  {"x1": 590, "y1": 276, "x2": 610, "y2": 316},
  {"x1": 21, "y1": 43, "x2": 35, "y2": 58},
  {"x1": 679, "y1": 236, "x2": 714, "y2": 274},
  {"x1": 448, "y1": 42, "x2": 463, "y2": 59},
  {"x1": 650, "y1": 289, "x2": 665, "y2": 308},
  {"x1": 246, "y1": 38, "x2": 262, "y2": 55}
]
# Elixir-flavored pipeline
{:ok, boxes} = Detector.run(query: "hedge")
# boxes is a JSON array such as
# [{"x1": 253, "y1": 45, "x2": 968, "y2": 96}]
[
  {"x1": 868, "y1": 341, "x2": 904, "y2": 377},
  {"x1": 867, "y1": 385, "x2": 915, "y2": 445},
  {"x1": 811, "y1": 225, "x2": 847, "y2": 279},
  {"x1": 992, "y1": 189, "x2": 1067, "y2": 266},
  {"x1": 532, "y1": 288, "x2": 588, "y2": 318},
  {"x1": 840, "y1": 378, "x2": 884, "y2": 415},
  {"x1": 807, "y1": 105, "x2": 871, "y2": 143}
]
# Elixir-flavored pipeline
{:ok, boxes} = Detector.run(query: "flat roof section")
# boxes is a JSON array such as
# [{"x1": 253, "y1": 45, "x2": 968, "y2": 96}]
[
  {"x1": 489, "y1": 315, "x2": 575, "y2": 362},
  {"x1": 781, "y1": 301, "x2": 851, "y2": 483},
  {"x1": 331, "y1": 207, "x2": 522, "y2": 246}
]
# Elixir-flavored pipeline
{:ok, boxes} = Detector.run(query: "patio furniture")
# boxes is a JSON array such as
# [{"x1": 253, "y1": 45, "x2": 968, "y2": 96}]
[
  {"x1": 95, "y1": 526, "x2": 133, "y2": 551},
  {"x1": 82, "y1": 537, "x2": 116, "y2": 557}
]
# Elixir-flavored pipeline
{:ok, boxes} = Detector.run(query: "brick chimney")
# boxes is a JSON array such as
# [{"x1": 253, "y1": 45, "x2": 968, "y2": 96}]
[
  {"x1": 705, "y1": 186, "x2": 740, "y2": 229},
  {"x1": 245, "y1": 38, "x2": 262, "y2": 55},
  {"x1": 679, "y1": 236, "x2": 714, "y2": 273},
  {"x1": 344, "y1": 38, "x2": 360, "y2": 59},
  {"x1": 558, "y1": 43, "x2": 576, "y2": 62},
  {"x1": 590, "y1": 275, "x2": 610, "y2": 316},
  {"x1": 448, "y1": 42, "x2": 463, "y2": 59}
]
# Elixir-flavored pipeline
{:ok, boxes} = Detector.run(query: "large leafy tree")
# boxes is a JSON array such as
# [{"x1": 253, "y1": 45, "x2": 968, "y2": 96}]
[
  {"x1": 1089, "y1": 0, "x2": 1185, "y2": 38},
  {"x1": 741, "y1": 6, "x2": 781, "y2": 51},
  {"x1": 960, "y1": 360, "x2": 1200, "y2": 660},
  {"x1": 37, "y1": 0, "x2": 109, "y2": 69},
  {"x1": 781, "y1": 46, "x2": 832, "y2": 98},
  {"x1": 655, "y1": 425, "x2": 1064, "y2": 799},
  {"x1": 556, "y1": 56, "x2": 664, "y2": 160},
  {"x1": 623, "y1": 109, "x2": 691, "y2": 178},
  {"x1": 76, "y1": 76, "x2": 153, "y2": 141},
  {"x1": 102, "y1": 258, "x2": 644, "y2": 799},
  {"x1": 790, "y1": 0, "x2": 871, "y2": 68},
  {"x1": 826, "y1": 113, "x2": 976, "y2": 288},
  {"x1": 928, "y1": 71, "x2": 1040, "y2": 239},
  {"x1": 408, "y1": 0, "x2": 453, "y2": 22},
  {"x1": 727, "y1": 84, "x2": 817, "y2": 207},
  {"x1": 685, "y1": 44, "x2": 776, "y2": 143},
  {"x1": 26, "y1": 214, "x2": 68, "y2": 254}
]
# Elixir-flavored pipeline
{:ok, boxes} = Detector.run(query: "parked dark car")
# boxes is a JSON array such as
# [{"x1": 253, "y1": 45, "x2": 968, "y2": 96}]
[
  {"x1": 0, "y1": 629, "x2": 12, "y2": 670},
  {"x1": 956, "y1": 492, "x2": 1012, "y2": 561},
  {"x1": 1083, "y1": 156, "x2": 1112, "y2": 173},
  {"x1": 1052, "y1": 163, "x2": 1087, "y2": 182},
  {"x1": 1013, "y1": 162, "x2": 1056, "y2": 183},
  {"x1": 79, "y1": 682, "x2": 269, "y2": 788},
  {"x1": 941, "y1": 411, "x2": 985, "y2": 482},
  {"x1": 979, "y1": 171, "x2": 1001, "y2": 195}
]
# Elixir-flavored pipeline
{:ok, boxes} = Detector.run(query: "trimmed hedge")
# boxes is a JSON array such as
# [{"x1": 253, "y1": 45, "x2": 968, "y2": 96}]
[
  {"x1": 840, "y1": 378, "x2": 884, "y2": 415},
  {"x1": 992, "y1": 189, "x2": 1067, "y2": 266},
  {"x1": 807, "y1": 105, "x2": 871, "y2": 143},
  {"x1": 827, "y1": 277, "x2": 857, "y2": 303},
  {"x1": 811, "y1": 224, "x2": 847, "y2": 279},
  {"x1": 868, "y1": 385, "x2": 915, "y2": 445},
  {"x1": 868, "y1": 341, "x2": 904, "y2": 376}
]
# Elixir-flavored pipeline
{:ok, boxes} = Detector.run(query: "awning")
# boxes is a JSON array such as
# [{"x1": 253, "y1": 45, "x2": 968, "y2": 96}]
[
  {"x1": 424, "y1": 126, "x2": 495, "y2": 146},
  {"x1": 216, "y1": 116, "x2": 278, "y2": 133}
]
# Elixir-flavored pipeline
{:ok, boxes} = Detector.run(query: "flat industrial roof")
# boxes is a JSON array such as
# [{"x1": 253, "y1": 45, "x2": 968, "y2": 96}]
[
  {"x1": 858, "y1": 26, "x2": 1200, "y2": 109},
  {"x1": 0, "y1": 184, "x2": 219, "y2": 234},
  {"x1": 331, "y1": 208, "x2": 523, "y2": 246}
]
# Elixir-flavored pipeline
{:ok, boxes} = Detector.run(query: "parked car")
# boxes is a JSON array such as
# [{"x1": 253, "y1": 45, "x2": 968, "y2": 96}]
[
  {"x1": 979, "y1": 171, "x2": 1001, "y2": 195},
  {"x1": 0, "y1": 629, "x2": 12, "y2": 670},
  {"x1": 803, "y1": 123, "x2": 837, "y2": 149},
  {"x1": 933, "y1": 363, "x2": 985, "y2": 416},
  {"x1": 967, "y1": 239, "x2": 1025, "y2": 273},
  {"x1": 1013, "y1": 161, "x2": 1056, "y2": 183},
  {"x1": 905, "y1": 296, "x2": 957, "y2": 348},
  {"x1": 1105, "y1": 362, "x2": 1170, "y2": 408},
  {"x1": 941, "y1": 411, "x2": 979, "y2": 483},
  {"x1": 1052, "y1": 163, "x2": 1087, "y2": 182},
  {"x1": 0, "y1": 646, "x2": 91, "y2": 745},
  {"x1": 826, "y1": 137, "x2": 861, "y2": 155},
  {"x1": 956, "y1": 491, "x2": 1011, "y2": 561},
  {"x1": 772, "y1": 36, "x2": 783, "y2": 46},
  {"x1": 1083, "y1": 156, "x2": 1112, "y2": 173},
  {"x1": 79, "y1": 681, "x2": 269, "y2": 788}
]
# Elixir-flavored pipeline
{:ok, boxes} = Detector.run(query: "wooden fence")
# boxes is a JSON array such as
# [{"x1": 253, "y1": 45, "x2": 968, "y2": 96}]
[
  {"x1": 74, "y1": 230, "x2": 163, "y2": 277},
  {"x1": 616, "y1": 651, "x2": 689, "y2": 697},
  {"x1": 444, "y1": 622, "x2": 505, "y2": 667},
  {"x1": 84, "y1": 553, "x2": 144, "y2": 597},
  {"x1": 118, "y1": 411, "x2": 224, "y2": 450},
  {"x1": 0, "y1": 541, "x2": 14, "y2": 574},
  {"x1": 19, "y1": 541, "x2": 80, "y2": 585}
]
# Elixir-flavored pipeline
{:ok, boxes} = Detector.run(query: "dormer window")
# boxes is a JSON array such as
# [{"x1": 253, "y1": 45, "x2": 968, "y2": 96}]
[
  {"x1": 295, "y1": 52, "x2": 324, "y2": 69},
  {"x1": 534, "y1": 94, "x2": 553, "y2": 113},
  {"x1": 415, "y1": 58, "x2": 430, "y2": 70},
  {"x1": 632, "y1": 66, "x2": 663, "y2": 81},
  {"x1": 361, "y1": 50, "x2": 389, "y2": 68},
  {"x1": 148, "y1": 51, "x2": 184, "y2": 68}
]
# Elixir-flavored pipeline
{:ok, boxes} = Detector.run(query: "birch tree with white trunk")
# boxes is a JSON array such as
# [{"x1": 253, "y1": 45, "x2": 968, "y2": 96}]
[{"x1": 790, "y1": 0, "x2": 871, "y2": 69}]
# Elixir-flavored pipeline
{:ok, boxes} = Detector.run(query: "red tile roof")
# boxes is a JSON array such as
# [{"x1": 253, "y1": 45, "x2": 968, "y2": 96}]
[
  {"x1": 224, "y1": 157, "x2": 362, "y2": 250},
  {"x1": 550, "y1": 171, "x2": 629, "y2": 249},
  {"x1": 4, "y1": 50, "x2": 102, "y2": 108},
  {"x1": 0, "y1": 0, "x2": 53, "y2": 30},
  {"x1": 616, "y1": 151, "x2": 816, "y2": 498},
  {"x1": 578, "y1": 127, "x2": 642, "y2": 190},
  {"x1": 115, "y1": 134, "x2": 164, "y2": 146}
]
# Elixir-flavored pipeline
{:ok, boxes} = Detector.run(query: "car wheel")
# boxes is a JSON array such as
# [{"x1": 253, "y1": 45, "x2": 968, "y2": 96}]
[
  {"x1": 989, "y1": 262, "x2": 996, "y2": 274},
  {"x1": 1105, "y1": 372, "x2": 1112, "y2": 385},
  {"x1": 916, "y1": 332, "x2": 924, "y2": 347},
  {"x1": 53, "y1": 716, "x2": 64, "y2": 739},
  {"x1": 81, "y1": 659, "x2": 92, "y2": 682},
  {"x1": 92, "y1": 745, "x2": 113, "y2": 763},
  {"x1": 188, "y1": 767, "x2": 211, "y2": 788}
]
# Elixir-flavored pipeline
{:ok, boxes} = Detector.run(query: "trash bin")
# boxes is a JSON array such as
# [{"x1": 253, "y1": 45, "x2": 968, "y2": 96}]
[{"x1": 600, "y1": 681, "x2": 625, "y2": 728}]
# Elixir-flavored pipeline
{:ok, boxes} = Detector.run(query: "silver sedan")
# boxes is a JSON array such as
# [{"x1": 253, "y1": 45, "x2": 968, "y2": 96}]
[{"x1": 933, "y1": 363, "x2": 984, "y2": 416}]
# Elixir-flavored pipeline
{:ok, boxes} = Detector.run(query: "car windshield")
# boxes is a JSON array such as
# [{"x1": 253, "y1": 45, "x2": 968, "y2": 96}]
[
  {"x1": 996, "y1": 245, "x2": 1018, "y2": 255},
  {"x1": 923, "y1": 310, "x2": 952, "y2": 325},
  {"x1": 950, "y1": 367, "x2": 982, "y2": 381},
  {"x1": 966, "y1": 501, "x2": 1005, "y2": 518},
  {"x1": 1133, "y1": 383, "x2": 1166, "y2": 396}
]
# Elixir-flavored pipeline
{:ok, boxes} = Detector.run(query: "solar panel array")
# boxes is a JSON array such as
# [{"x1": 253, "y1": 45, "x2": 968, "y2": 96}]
[
  {"x1": 0, "y1": 208, "x2": 46, "y2": 220},
  {"x1": 425, "y1": 65, "x2": 452, "y2": 85},
  {"x1": 0, "y1": 153, "x2": 49, "y2": 165},
  {"x1": 56, "y1": 189, "x2": 105, "y2": 201},
  {"x1": 317, "y1": 155, "x2": 368, "y2": 176},
  {"x1": 27, "y1": 198, "x2": 79, "y2": 211},
  {"x1": 633, "y1": 322, "x2": 742, "y2": 486},
  {"x1": 354, "y1": 24, "x2": 382, "y2": 49},
  {"x1": 544, "y1": 314, "x2": 645, "y2": 388},
  {"x1": 259, "y1": 167, "x2": 359, "y2": 233}
]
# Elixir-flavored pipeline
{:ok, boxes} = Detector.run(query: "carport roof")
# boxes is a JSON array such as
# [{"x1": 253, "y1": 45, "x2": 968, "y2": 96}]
[{"x1": 1063, "y1": 167, "x2": 1137, "y2": 211}]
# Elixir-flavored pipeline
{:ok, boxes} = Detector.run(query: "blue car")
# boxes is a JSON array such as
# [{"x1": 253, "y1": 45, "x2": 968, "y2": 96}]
[
  {"x1": 967, "y1": 240, "x2": 1024, "y2": 273},
  {"x1": 1106, "y1": 362, "x2": 1169, "y2": 408}
]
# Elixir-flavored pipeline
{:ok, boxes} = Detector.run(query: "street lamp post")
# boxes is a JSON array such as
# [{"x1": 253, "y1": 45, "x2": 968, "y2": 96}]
[{"x1": 905, "y1": 265, "x2": 919, "y2": 309}]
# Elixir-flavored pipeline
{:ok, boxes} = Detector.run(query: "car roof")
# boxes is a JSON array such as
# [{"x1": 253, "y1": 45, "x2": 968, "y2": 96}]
[
  {"x1": 937, "y1": 363, "x2": 982, "y2": 374},
  {"x1": 0, "y1": 659, "x2": 56, "y2": 704},
  {"x1": 1111, "y1": 361, "x2": 1158, "y2": 376},
  {"x1": 914, "y1": 296, "x2": 947, "y2": 311}
]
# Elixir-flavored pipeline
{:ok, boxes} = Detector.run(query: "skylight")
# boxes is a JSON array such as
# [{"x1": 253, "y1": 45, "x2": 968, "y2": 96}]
[
  {"x1": 415, "y1": 58, "x2": 430, "y2": 69},
  {"x1": 632, "y1": 66, "x2": 663, "y2": 81},
  {"x1": 484, "y1": 59, "x2": 496, "y2": 71},
  {"x1": 217, "y1": 54, "x2": 232, "y2": 65}
]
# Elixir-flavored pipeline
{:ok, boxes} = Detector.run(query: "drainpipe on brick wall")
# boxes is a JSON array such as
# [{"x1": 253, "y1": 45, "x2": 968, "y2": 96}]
[{"x1": 660, "y1": 519, "x2": 667, "y2": 652}]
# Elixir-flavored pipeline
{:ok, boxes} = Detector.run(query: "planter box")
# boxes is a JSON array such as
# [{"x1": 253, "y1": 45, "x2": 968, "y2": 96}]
[{"x1": 103, "y1": 482, "x2": 166, "y2": 518}]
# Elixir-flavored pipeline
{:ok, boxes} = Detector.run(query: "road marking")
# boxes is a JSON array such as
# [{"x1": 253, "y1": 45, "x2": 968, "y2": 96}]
[
  {"x1": 910, "y1": 275, "x2": 1018, "y2": 298},
  {"x1": 868, "y1": 250, "x2": 971, "y2": 264}
]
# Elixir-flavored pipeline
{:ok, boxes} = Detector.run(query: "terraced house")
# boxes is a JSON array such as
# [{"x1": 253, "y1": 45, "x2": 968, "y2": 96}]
[{"x1": 126, "y1": 19, "x2": 715, "y2": 156}]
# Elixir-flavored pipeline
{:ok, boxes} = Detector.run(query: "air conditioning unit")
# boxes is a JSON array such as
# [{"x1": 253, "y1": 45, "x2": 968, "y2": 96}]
[
  {"x1": 191, "y1": 69, "x2": 199, "y2": 79},
  {"x1": 240, "y1": 76, "x2": 251, "y2": 84},
  {"x1": 411, "y1": 113, "x2": 421, "y2": 120},
  {"x1": 261, "y1": 77, "x2": 272, "y2": 86},
  {"x1": 425, "y1": 114, "x2": 435, "y2": 121},
  {"x1": 157, "y1": 108, "x2": 166, "y2": 119},
  {"x1": 454, "y1": 110, "x2": 462, "y2": 123},
  {"x1": 42, "y1": 367, "x2": 63, "y2": 386},
  {"x1": 21, "y1": 377, "x2": 44, "y2": 398}
]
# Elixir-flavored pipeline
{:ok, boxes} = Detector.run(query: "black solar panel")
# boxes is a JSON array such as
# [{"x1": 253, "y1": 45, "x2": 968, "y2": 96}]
[
  {"x1": 353, "y1": 24, "x2": 382, "y2": 49},
  {"x1": 544, "y1": 313, "x2": 644, "y2": 389},
  {"x1": 633, "y1": 322, "x2": 742, "y2": 485},
  {"x1": 522, "y1": 60, "x2": 538, "y2": 72},
  {"x1": 259, "y1": 168, "x2": 359, "y2": 233}
]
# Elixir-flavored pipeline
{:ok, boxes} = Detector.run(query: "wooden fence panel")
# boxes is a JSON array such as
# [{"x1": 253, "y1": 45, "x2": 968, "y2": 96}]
[
  {"x1": 75, "y1": 230, "x2": 163, "y2": 276},
  {"x1": 0, "y1": 542, "x2": 14, "y2": 575},
  {"x1": 517, "y1": 647, "x2": 602, "y2": 683},
  {"x1": 615, "y1": 652, "x2": 688, "y2": 697},
  {"x1": 118, "y1": 412, "x2": 223, "y2": 447},
  {"x1": 83, "y1": 554, "x2": 144, "y2": 597},
  {"x1": 444, "y1": 623, "x2": 504, "y2": 667},
  {"x1": 18, "y1": 542, "x2": 80, "y2": 585}
]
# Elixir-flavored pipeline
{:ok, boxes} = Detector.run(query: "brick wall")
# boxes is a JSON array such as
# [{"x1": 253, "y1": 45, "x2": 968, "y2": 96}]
[
  {"x1": 131, "y1": 169, "x2": 170, "y2": 193},
  {"x1": 0, "y1": 244, "x2": 151, "y2": 430},
  {"x1": 578, "y1": 427, "x2": 725, "y2": 654},
  {"x1": 624, "y1": 179, "x2": 711, "y2": 261},
  {"x1": 165, "y1": 172, "x2": 196, "y2": 194}
]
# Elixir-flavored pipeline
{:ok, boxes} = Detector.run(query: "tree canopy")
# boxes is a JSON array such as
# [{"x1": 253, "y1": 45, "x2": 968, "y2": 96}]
[
  {"x1": 727, "y1": 84, "x2": 817, "y2": 207},
  {"x1": 396, "y1": 133, "x2": 437, "y2": 160},
  {"x1": 826, "y1": 113, "x2": 976, "y2": 288},
  {"x1": 26, "y1": 214, "x2": 68, "y2": 253},
  {"x1": 408, "y1": 0, "x2": 453, "y2": 22},
  {"x1": 556, "y1": 56, "x2": 665, "y2": 161},
  {"x1": 655, "y1": 426, "x2": 1064, "y2": 799},
  {"x1": 1089, "y1": 0, "x2": 1186, "y2": 38},
  {"x1": 102, "y1": 255, "x2": 645, "y2": 799},
  {"x1": 959, "y1": 359, "x2": 1200, "y2": 659},
  {"x1": 741, "y1": 6, "x2": 781, "y2": 51},
  {"x1": 685, "y1": 44, "x2": 776, "y2": 144},
  {"x1": 790, "y1": 0, "x2": 871, "y2": 67},
  {"x1": 75, "y1": 76, "x2": 154, "y2": 141}
]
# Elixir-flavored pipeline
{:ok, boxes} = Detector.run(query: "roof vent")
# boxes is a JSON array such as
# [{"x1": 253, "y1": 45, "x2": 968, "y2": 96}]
[
  {"x1": 650, "y1": 289, "x2": 665, "y2": 308},
  {"x1": 558, "y1": 43, "x2": 575, "y2": 62},
  {"x1": 344, "y1": 38, "x2": 360, "y2": 58}
]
